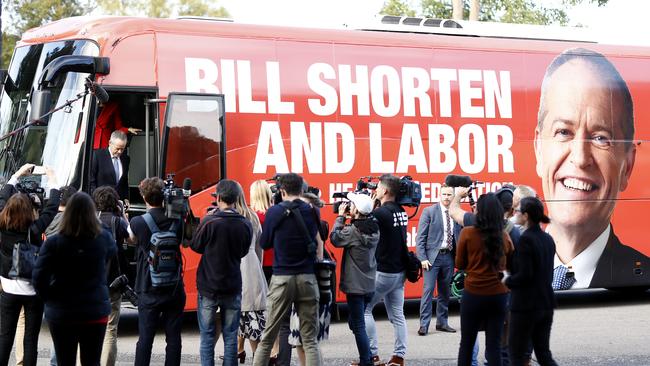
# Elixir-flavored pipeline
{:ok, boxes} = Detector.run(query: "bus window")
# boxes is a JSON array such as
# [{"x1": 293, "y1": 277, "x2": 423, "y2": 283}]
[{"x1": 162, "y1": 93, "x2": 225, "y2": 192}]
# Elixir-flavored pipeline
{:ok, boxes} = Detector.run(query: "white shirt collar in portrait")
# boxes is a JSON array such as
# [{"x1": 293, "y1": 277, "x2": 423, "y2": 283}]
[{"x1": 552, "y1": 224, "x2": 610, "y2": 289}]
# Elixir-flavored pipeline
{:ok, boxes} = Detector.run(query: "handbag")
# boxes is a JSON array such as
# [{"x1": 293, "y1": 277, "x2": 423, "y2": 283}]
[{"x1": 8, "y1": 231, "x2": 39, "y2": 280}]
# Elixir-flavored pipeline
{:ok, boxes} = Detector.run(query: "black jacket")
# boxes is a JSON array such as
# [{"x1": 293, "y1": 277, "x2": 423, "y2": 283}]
[
  {"x1": 90, "y1": 148, "x2": 130, "y2": 200},
  {"x1": 590, "y1": 227, "x2": 650, "y2": 288},
  {"x1": 190, "y1": 208, "x2": 252, "y2": 297},
  {"x1": 0, "y1": 184, "x2": 60, "y2": 279},
  {"x1": 505, "y1": 224, "x2": 557, "y2": 312},
  {"x1": 32, "y1": 230, "x2": 116, "y2": 322}
]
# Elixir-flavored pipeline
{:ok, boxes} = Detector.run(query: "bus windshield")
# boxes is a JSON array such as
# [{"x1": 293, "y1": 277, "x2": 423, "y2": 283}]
[{"x1": 0, "y1": 40, "x2": 99, "y2": 190}]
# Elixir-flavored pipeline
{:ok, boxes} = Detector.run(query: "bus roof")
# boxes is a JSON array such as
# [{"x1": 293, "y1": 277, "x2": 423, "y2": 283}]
[{"x1": 17, "y1": 15, "x2": 650, "y2": 58}]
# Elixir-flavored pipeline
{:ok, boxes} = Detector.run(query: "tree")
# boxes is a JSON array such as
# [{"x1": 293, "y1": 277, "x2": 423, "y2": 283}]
[
  {"x1": 384, "y1": 0, "x2": 609, "y2": 26},
  {"x1": 2, "y1": 0, "x2": 91, "y2": 68},
  {"x1": 380, "y1": 0, "x2": 417, "y2": 17},
  {"x1": 96, "y1": 0, "x2": 230, "y2": 18}
]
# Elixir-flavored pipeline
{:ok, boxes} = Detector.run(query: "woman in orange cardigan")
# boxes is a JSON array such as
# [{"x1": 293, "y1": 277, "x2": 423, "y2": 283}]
[{"x1": 456, "y1": 193, "x2": 514, "y2": 366}]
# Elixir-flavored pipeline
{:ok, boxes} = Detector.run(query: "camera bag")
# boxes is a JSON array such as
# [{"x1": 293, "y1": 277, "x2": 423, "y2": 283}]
[
  {"x1": 142, "y1": 213, "x2": 181, "y2": 288},
  {"x1": 7, "y1": 231, "x2": 39, "y2": 281}
]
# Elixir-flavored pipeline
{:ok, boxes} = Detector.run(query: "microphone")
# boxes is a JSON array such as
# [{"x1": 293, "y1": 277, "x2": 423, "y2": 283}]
[
  {"x1": 445, "y1": 175, "x2": 473, "y2": 188},
  {"x1": 182, "y1": 178, "x2": 192, "y2": 197}
]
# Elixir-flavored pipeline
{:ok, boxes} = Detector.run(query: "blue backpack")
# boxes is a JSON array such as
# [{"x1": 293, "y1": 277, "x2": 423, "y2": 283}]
[{"x1": 142, "y1": 213, "x2": 181, "y2": 288}]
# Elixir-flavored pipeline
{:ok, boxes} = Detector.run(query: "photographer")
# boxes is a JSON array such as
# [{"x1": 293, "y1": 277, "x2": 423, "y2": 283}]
[
  {"x1": 127, "y1": 177, "x2": 185, "y2": 366},
  {"x1": 365, "y1": 174, "x2": 408, "y2": 366},
  {"x1": 93, "y1": 186, "x2": 130, "y2": 366},
  {"x1": 0, "y1": 163, "x2": 60, "y2": 366},
  {"x1": 329, "y1": 193, "x2": 379, "y2": 366}
]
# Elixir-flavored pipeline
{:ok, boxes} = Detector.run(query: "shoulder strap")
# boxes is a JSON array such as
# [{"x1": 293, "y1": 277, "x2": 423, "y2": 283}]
[
  {"x1": 290, "y1": 207, "x2": 314, "y2": 245},
  {"x1": 111, "y1": 216, "x2": 118, "y2": 241},
  {"x1": 142, "y1": 213, "x2": 160, "y2": 234}
]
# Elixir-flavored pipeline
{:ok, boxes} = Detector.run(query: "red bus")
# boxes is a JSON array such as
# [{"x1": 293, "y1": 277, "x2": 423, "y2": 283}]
[{"x1": 1, "y1": 16, "x2": 648, "y2": 309}]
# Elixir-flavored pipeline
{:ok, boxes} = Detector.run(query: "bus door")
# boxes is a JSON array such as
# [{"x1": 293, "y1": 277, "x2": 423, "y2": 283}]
[{"x1": 161, "y1": 92, "x2": 226, "y2": 216}]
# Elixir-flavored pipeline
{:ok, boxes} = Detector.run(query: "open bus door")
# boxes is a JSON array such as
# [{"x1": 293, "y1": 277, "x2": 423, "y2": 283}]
[{"x1": 160, "y1": 92, "x2": 226, "y2": 309}]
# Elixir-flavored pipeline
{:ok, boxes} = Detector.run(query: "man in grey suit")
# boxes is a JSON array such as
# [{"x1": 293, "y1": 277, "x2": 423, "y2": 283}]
[{"x1": 416, "y1": 184, "x2": 461, "y2": 335}]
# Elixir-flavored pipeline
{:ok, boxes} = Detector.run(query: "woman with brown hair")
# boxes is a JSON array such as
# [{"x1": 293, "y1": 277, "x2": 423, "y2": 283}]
[
  {"x1": 456, "y1": 192, "x2": 514, "y2": 366},
  {"x1": 0, "y1": 164, "x2": 60, "y2": 366},
  {"x1": 32, "y1": 192, "x2": 116, "y2": 366}
]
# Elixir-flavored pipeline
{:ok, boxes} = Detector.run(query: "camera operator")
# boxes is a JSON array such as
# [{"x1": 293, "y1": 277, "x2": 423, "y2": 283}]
[
  {"x1": 364, "y1": 174, "x2": 409, "y2": 366},
  {"x1": 93, "y1": 186, "x2": 130, "y2": 366},
  {"x1": 0, "y1": 163, "x2": 60, "y2": 366},
  {"x1": 127, "y1": 177, "x2": 185, "y2": 366},
  {"x1": 329, "y1": 193, "x2": 379, "y2": 366}
]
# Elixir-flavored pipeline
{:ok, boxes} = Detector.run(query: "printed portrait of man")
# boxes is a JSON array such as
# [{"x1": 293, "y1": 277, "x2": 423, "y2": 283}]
[{"x1": 534, "y1": 47, "x2": 649, "y2": 289}]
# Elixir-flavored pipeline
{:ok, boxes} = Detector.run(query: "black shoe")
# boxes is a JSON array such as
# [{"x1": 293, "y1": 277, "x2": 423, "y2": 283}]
[
  {"x1": 436, "y1": 324, "x2": 456, "y2": 333},
  {"x1": 417, "y1": 326, "x2": 428, "y2": 336}
]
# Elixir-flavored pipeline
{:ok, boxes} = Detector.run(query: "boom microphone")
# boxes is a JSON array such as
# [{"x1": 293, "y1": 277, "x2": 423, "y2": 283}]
[{"x1": 445, "y1": 175, "x2": 474, "y2": 188}]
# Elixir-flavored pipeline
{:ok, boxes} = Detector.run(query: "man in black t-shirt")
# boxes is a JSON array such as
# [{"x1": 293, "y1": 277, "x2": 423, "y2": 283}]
[
  {"x1": 364, "y1": 174, "x2": 408, "y2": 366},
  {"x1": 128, "y1": 178, "x2": 185, "y2": 366}
]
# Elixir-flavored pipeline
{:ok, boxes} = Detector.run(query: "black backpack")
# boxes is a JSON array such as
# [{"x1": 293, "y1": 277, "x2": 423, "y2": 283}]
[{"x1": 7, "y1": 231, "x2": 39, "y2": 281}]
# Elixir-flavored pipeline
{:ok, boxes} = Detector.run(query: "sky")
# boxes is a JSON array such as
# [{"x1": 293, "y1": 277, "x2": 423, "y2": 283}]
[{"x1": 218, "y1": 0, "x2": 650, "y2": 46}]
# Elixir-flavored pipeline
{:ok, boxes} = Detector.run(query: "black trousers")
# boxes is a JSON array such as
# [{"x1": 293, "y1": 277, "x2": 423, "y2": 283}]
[
  {"x1": 0, "y1": 292, "x2": 43, "y2": 366},
  {"x1": 134, "y1": 290, "x2": 186, "y2": 366},
  {"x1": 458, "y1": 291, "x2": 508, "y2": 366},
  {"x1": 509, "y1": 310, "x2": 558, "y2": 366},
  {"x1": 49, "y1": 320, "x2": 107, "y2": 366}
]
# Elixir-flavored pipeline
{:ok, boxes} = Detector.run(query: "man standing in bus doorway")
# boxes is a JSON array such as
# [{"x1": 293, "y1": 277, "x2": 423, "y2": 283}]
[
  {"x1": 415, "y1": 184, "x2": 461, "y2": 336},
  {"x1": 364, "y1": 174, "x2": 409, "y2": 366},
  {"x1": 534, "y1": 47, "x2": 649, "y2": 290},
  {"x1": 90, "y1": 130, "x2": 131, "y2": 201}
]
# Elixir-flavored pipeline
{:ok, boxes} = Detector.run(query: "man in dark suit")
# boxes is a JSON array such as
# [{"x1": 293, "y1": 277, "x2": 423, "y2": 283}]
[
  {"x1": 415, "y1": 184, "x2": 461, "y2": 335},
  {"x1": 90, "y1": 130, "x2": 130, "y2": 200},
  {"x1": 534, "y1": 48, "x2": 649, "y2": 290}
]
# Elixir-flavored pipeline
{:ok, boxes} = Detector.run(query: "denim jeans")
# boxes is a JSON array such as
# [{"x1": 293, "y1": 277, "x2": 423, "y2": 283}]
[
  {"x1": 419, "y1": 252, "x2": 453, "y2": 330},
  {"x1": 365, "y1": 271, "x2": 407, "y2": 359},
  {"x1": 197, "y1": 293, "x2": 242, "y2": 366},
  {"x1": 0, "y1": 292, "x2": 43, "y2": 366},
  {"x1": 347, "y1": 293, "x2": 374, "y2": 366},
  {"x1": 135, "y1": 290, "x2": 186, "y2": 366}
]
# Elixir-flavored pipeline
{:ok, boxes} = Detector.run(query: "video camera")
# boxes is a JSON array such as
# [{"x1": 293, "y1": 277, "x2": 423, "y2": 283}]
[
  {"x1": 267, "y1": 174, "x2": 320, "y2": 205},
  {"x1": 331, "y1": 176, "x2": 422, "y2": 214},
  {"x1": 444, "y1": 174, "x2": 484, "y2": 207},
  {"x1": 162, "y1": 174, "x2": 191, "y2": 220},
  {"x1": 15, "y1": 180, "x2": 45, "y2": 211}
]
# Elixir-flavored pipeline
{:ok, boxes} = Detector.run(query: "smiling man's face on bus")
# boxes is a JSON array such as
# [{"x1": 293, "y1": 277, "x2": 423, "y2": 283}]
[{"x1": 535, "y1": 58, "x2": 635, "y2": 254}]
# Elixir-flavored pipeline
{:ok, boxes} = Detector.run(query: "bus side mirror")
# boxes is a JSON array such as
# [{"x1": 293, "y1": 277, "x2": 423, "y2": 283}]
[
  {"x1": 39, "y1": 55, "x2": 110, "y2": 88},
  {"x1": 29, "y1": 90, "x2": 52, "y2": 123}
]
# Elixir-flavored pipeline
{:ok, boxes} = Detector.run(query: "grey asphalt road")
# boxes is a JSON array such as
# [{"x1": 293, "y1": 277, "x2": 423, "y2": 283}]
[{"x1": 13, "y1": 289, "x2": 650, "y2": 365}]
